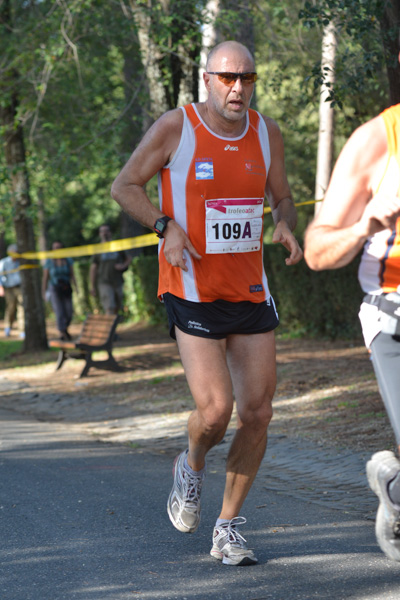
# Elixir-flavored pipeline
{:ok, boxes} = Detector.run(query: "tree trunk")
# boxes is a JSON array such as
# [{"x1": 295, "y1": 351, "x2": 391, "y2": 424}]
[
  {"x1": 119, "y1": 42, "x2": 149, "y2": 245},
  {"x1": 176, "y1": 39, "x2": 200, "y2": 106},
  {"x1": 0, "y1": 217, "x2": 6, "y2": 259},
  {"x1": 122, "y1": 35, "x2": 153, "y2": 138},
  {"x1": 380, "y1": 0, "x2": 400, "y2": 105},
  {"x1": 170, "y1": 0, "x2": 200, "y2": 107},
  {"x1": 0, "y1": 0, "x2": 47, "y2": 351},
  {"x1": 199, "y1": 0, "x2": 221, "y2": 102},
  {"x1": 130, "y1": 0, "x2": 199, "y2": 118},
  {"x1": 37, "y1": 188, "x2": 47, "y2": 256},
  {"x1": 131, "y1": 1, "x2": 170, "y2": 120},
  {"x1": 315, "y1": 20, "x2": 337, "y2": 212}
]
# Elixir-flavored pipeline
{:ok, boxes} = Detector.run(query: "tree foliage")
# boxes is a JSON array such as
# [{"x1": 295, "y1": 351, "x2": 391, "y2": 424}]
[
  {"x1": 1, "y1": 0, "x2": 397, "y2": 249},
  {"x1": 299, "y1": 0, "x2": 399, "y2": 106},
  {"x1": 0, "y1": 0, "x2": 399, "y2": 343}
]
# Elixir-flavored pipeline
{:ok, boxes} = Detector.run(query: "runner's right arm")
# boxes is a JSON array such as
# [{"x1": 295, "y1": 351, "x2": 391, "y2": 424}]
[{"x1": 111, "y1": 110, "x2": 201, "y2": 272}]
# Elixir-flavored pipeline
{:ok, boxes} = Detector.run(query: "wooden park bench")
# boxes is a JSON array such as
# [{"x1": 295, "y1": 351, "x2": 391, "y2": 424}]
[{"x1": 48, "y1": 313, "x2": 123, "y2": 378}]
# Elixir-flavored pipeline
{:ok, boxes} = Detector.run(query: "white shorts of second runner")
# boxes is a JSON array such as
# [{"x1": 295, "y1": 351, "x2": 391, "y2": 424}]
[{"x1": 358, "y1": 301, "x2": 383, "y2": 349}]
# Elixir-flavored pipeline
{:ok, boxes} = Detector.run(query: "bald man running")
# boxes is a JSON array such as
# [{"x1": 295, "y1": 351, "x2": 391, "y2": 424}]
[{"x1": 112, "y1": 40, "x2": 302, "y2": 566}]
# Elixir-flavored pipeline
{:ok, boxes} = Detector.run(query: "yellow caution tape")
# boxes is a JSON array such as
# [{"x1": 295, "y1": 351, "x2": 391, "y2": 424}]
[
  {"x1": 6, "y1": 199, "x2": 321, "y2": 263},
  {"x1": 9, "y1": 233, "x2": 160, "y2": 260},
  {"x1": 4, "y1": 265, "x2": 39, "y2": 273},
  {"x1": 264, "y1": 198, "x2": 321, "y2": 214},
  {"x1": 0, "y1": 264, "x2": 40, "y2": 277}
]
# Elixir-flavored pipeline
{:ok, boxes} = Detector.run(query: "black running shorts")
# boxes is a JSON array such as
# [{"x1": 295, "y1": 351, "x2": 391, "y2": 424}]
[{"x1": 162, "y1": 292, "x2": 279, "y2": 340}]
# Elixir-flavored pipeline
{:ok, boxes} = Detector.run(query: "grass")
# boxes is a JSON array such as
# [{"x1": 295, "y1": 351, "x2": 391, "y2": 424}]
[
  {"x1": 337, "y1": 401, "x2": 359, "y2": 409},
  {"x1": 359, "y1": 411, "x2": 387, "y2": 419},
  {"x1": 0, "y1": 339, "x2": 58, "y2": 369},
  {"x1": 151, "y1": 375, "x2": 175, "y2": 384},
  {"x1": 317, "y1": 395, "x2": 336, "y2": 404},
  {"x1": 0, "y1": 339, "x2": 24, "y2": 361}
]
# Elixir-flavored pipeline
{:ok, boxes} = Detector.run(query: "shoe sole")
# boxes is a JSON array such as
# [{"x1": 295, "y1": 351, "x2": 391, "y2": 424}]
[
  {"x1": 210, "y1": 547, "x2": 257, "y2": 566},
  {"x1": 223, "y1": 556, "x2": 258, "y2": 566}
]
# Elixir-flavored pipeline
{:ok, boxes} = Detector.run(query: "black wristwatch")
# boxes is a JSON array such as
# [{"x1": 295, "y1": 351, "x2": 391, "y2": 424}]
[{"x1": 154, "y1": 216, "x2": 172, "y2": 238}]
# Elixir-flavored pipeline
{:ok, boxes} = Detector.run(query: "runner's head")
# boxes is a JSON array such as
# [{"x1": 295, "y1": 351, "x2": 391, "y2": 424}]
[{"x1": 204, "y1": 41, "x2": 256, "y2": 123}]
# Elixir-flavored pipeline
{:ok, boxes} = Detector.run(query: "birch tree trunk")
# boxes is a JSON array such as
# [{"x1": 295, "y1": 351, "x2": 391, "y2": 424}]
[
  {"x1": 199, "y1": 0, "x2": 221, "y2": 102},
  {"x1": 315, "y1": 20, "x2": 337, "y2": 212}
]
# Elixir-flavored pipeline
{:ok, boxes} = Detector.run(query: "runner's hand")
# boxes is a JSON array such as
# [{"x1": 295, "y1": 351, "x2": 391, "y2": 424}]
[
  {"x1": 272, "y1": 221, "x2": 303, "y2": 265},
  {"x1": 355, "y1": 193, "x2": 400, "y2": 238},
  {"x1": 163, "y1": 221, "x2": 201, "y2": 272}
]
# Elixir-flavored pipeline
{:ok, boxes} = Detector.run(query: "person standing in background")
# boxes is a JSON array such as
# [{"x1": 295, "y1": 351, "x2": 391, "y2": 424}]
[
  {"x1": 89, "y1": 224, "x2": 132, "y2": 315},
  {"x1": 0, "y1": 244, "x2": 25, "y2": 339},
  {"x1": 42, "y1": 241, "x2": 78, "y2": 340}
]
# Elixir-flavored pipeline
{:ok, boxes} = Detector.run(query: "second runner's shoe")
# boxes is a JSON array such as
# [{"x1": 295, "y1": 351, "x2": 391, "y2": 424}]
[
  {"x1": 210, "y1": 516, "x2": 258, "y2": 566},
  {"x1": 167, "y1": 449, "x2": 205, "y2": 533},
  {"x1": 366, "y1": 450, "x2": 400, "y2": 561}
]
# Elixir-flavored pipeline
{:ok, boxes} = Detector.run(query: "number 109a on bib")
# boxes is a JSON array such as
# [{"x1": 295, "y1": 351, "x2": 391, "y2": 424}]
[{"x1": 205, "y1": 198, "x2": 264, "y2": 254}]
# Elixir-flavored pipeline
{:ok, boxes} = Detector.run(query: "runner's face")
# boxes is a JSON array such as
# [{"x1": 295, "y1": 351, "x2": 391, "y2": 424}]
[{"x1": 205, "y1": 50, "x2": 255, "y2": 122}]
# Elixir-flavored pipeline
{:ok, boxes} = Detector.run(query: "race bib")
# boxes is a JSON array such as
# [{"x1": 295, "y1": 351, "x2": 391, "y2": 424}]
[{"x1": 205, "y1": 198, "x2": 264, "y2": 254}]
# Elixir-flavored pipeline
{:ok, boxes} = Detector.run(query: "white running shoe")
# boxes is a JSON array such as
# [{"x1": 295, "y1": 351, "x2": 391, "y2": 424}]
[
  {"x1": 366, "y1": 450, "x2": 400, "y2": 561},
  {"x1": 210, "y1": 516, "x2": 258, "y2": 566},
  {"x1": 167, "y1": 449, "x2": 204, "y2": 533}
]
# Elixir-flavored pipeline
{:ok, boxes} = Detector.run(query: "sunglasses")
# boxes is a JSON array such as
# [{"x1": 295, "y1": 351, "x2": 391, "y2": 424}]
[{"x1": 206, "y1": 71, "x2": 258, "y2": 86}]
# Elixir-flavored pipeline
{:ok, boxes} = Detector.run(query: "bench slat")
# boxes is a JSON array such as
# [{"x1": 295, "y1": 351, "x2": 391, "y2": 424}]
[
  {"x1": 78, "y1": 315, "x2": 117, "y2": 346},
  {"x1": 49, "y1": 339, "x2": 76, "y2": 350}
]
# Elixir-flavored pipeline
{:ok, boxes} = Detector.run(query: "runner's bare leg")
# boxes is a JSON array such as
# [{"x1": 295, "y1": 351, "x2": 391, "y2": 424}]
[
  {"x1": 175, "y1": 329, "x2": 234, "y2": 471},
  {"x1": 220, "y1": 331, "x2": 276, "y2": 519},
  {"x1": 175, "y1": 328, "x2": 276, "y2": 517}
]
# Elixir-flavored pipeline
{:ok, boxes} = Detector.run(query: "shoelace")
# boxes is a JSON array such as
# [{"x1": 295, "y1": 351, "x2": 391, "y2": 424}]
[
  {"x1": 221, "y1": 516, "x2": 248, "y2": 548},
  {"x1": 183, "y1": 470, "x2": 203, "y2": 506}
]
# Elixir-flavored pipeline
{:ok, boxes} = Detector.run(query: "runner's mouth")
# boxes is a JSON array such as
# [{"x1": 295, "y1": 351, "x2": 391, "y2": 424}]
[{"x1": 229, "y1": 100, "x2": 243, "y2": 108}]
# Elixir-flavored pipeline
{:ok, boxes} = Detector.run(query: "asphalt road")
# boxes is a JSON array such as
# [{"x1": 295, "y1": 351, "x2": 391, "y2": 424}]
[{"x1": 1, "y1": 408, "x2": 400, "y2": 600}]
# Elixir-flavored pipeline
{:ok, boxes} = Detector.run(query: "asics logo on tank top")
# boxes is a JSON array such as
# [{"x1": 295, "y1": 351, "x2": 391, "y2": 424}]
[{"x1": 224, "y1": 144, "x2": 239, "y2": 151}]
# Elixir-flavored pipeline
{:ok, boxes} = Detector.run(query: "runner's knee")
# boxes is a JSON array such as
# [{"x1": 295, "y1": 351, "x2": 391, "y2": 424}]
[
  {"x1": 197, "y1": 403, "x2": 232, "y2": 438},
  {"x1": 238, "y1": 401, "x2": 273, "y2": 431}
]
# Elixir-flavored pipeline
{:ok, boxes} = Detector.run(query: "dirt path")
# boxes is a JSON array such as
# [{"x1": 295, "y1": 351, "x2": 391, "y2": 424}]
[{"x1": 0, "y1": 320, "x2": 394, "y2": 454}]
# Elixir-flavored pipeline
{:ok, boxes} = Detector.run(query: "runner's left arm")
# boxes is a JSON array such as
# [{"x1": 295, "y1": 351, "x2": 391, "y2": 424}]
[{"x1": 263, "y1": 116, "x2": 303, "y2": 266}]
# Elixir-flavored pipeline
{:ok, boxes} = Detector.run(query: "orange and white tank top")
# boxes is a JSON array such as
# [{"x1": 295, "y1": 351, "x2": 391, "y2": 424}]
[
  {"x1": 157, "y1": 103, "x2": 271, "y2": 303},
  {"x1": 358, "y1": 103, "x2": 400, "y2": 294}
]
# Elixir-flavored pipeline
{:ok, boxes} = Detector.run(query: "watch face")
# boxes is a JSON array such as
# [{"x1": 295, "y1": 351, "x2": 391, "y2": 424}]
[
  {"x1": 154, "y1": 218, "x2": 168, "y2": 237},
  {"x1": 155, "y1": 219, "x2": 165, "y2": 233}
]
